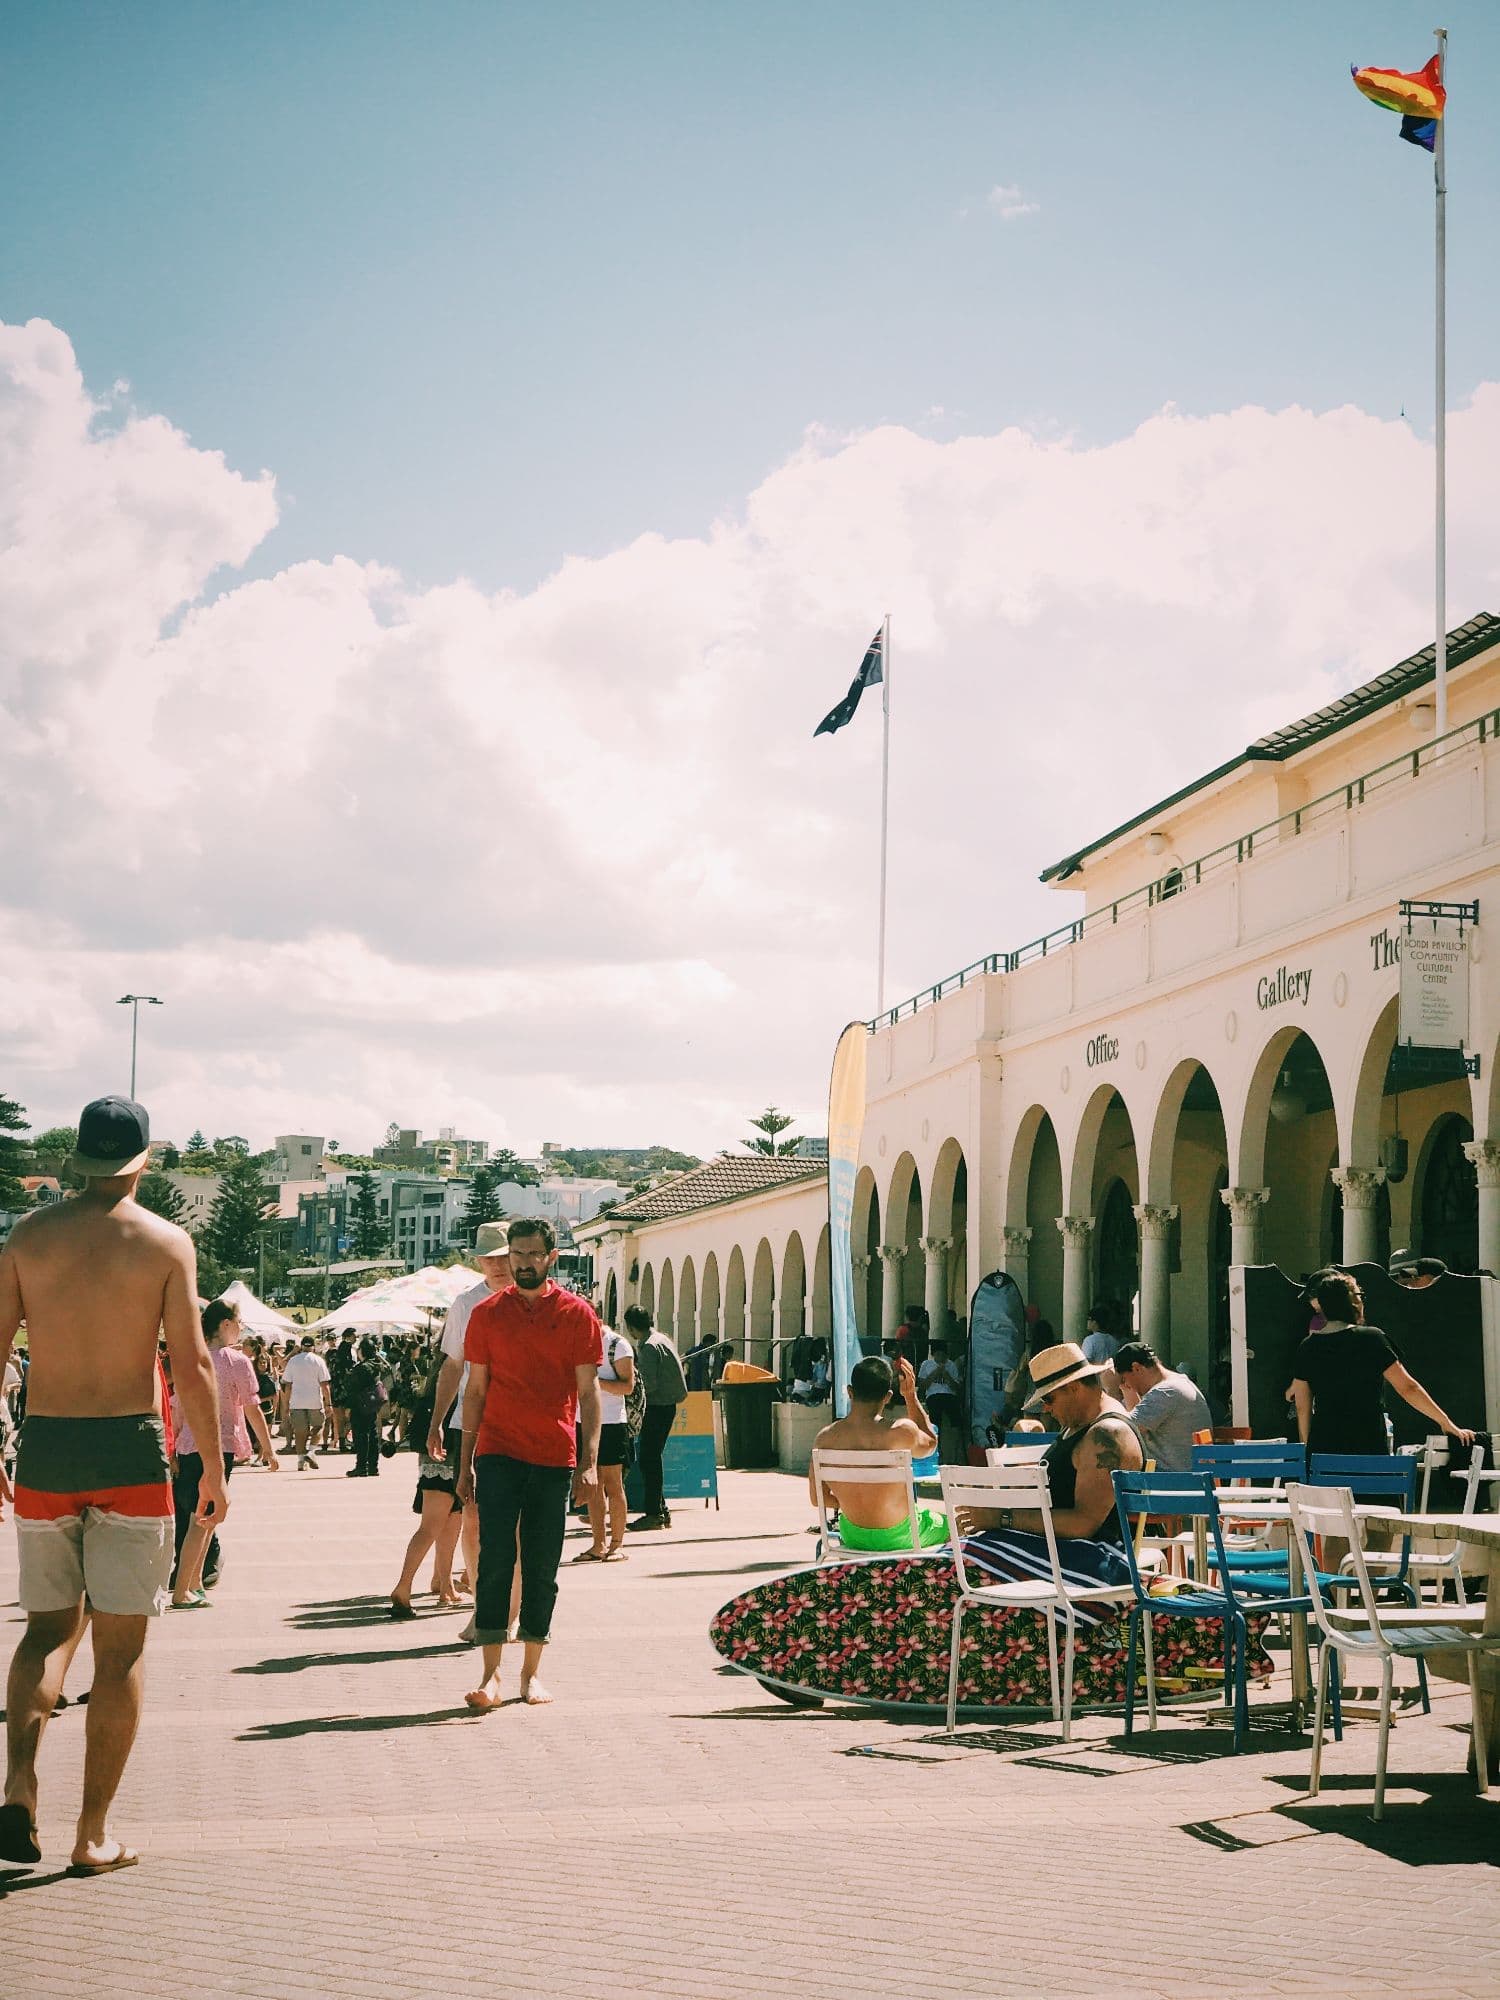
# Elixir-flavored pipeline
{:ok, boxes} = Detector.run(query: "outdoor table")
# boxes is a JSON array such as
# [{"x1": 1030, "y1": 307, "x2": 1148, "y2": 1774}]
[{"x1": 1392, "y1": 1511, "x2": 1500, "y2": 1779}]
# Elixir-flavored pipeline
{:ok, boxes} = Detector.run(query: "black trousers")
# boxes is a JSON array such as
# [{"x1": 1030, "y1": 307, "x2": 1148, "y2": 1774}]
[
  {"x1": 474, "y1": 1453, "x2": 572, "y2": 1645},
  {"x1": 172, "y1": 1450, "x2": 233, "y2": 1579},
  {"x1": 352, "y1": 1409, "x2": 381, "y2": 1475},
  {"x1": 637, "y1": 1402, "x2": 678, "y2": 1517}
]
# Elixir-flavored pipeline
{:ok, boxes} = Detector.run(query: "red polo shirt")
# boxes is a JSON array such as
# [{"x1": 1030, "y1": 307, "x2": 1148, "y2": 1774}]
[{"x1": 465, "y1": 1283, "x2": 604, "y2": 1467}]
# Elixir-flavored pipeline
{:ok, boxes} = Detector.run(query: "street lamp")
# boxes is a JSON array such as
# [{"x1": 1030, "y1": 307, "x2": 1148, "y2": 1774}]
[{"x1": 116, "y1": 994, "x2": 163, "y2": 1098}]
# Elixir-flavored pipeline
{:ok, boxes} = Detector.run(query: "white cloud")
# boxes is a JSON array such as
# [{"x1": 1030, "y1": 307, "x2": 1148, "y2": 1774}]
[
  {"x1": 3, "y1": 317, "x2": 1498, "y2": 1155},
  {"x1": 985, "y1": 183, "x2": 1040, "y2": 221}
]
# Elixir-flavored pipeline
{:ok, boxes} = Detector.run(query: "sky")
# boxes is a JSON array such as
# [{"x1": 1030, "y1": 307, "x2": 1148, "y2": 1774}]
[{"x1": 3, "y1": 2, "x2": 1499, "y2": 1158}]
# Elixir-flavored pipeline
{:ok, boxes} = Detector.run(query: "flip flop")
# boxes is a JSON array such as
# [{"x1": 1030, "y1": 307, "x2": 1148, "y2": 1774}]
[
  {"x1": 571, "y1": 1548, "x2": 606, "y2": 1563},
  {"x1": 67, "y1": 1844, "x2": 139, "y2": 1876},
  {"x1": 0, "y1": 1801, "x2": 41, "y2": 1864},
  {"x1": 170, "y1": 1591, "x2": 211, "y2": 1609},
  {"x1": 600, "y1": 1550, "x2": 628, "y2": 1562}
]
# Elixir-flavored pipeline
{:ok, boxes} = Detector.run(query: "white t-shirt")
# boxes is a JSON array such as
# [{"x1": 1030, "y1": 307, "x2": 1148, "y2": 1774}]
[
  {"x1": 598, "y1": 1332, "x2": 634, "y2": 1428},
  {"x1": 440, "y1": 1278, "x2": 495, "y2": 1428},
  {"x1": 281, "y1": 1350, "x2": 331, "y2": 1410}
]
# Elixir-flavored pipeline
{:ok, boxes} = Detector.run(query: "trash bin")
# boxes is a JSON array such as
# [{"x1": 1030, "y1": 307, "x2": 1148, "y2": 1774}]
[{"x1": 718, "y1": 1380, "x2": 780, "y2": 1468}]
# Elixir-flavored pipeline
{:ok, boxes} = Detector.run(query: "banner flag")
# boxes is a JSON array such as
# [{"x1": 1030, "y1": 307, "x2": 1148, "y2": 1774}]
[
  {"x1": 814, "y1": 628, "x2": 884, "y2": 738},
  {"x1": 826, "y1": 1020, "x2": 868, "y2": 1416}
]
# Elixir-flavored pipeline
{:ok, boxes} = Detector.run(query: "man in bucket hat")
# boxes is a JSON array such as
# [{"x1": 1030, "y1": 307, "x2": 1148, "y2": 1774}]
[
  {"x1": 953, "y1": 1341, "x2": 1144, "y2": 1608},
  {"x1": 0, "y1": 1096, "x2": 226, "y2": 1873}
]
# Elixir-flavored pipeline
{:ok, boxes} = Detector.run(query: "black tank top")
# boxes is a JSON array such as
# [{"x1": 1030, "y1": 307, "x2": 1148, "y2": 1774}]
[{"x1": 1043, "y1": 1416, "x2": 1138, "y2": 1545}]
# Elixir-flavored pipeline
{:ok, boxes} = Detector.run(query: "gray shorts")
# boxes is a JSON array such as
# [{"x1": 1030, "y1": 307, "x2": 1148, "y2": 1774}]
[
  {"x1": 14, "y1": 1413, "x2": 175, "y2": 1618},
  {"x1": 17, "y1": 1510, "x2": 174, "y2": 1618}
]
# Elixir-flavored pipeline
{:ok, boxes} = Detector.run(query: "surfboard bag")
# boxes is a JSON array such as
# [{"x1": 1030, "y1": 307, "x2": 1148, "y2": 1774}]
[{"x1": 965, "y1": 1269, "x2": 1028, "y2": 1451}]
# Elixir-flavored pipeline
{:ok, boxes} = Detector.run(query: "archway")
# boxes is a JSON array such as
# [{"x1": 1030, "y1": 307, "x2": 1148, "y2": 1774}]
[
  {"x1": 658, "y1": 1260, "x2": 676, "y2": 1347},
  {"x1": 603, "y1": 1270, "x2": 618, "y2": 1326},
  {"x1": 927, "y1": 1139, "x2": 967, "y2": 1341},
  {"x1": 811, "y1": 1222, "x2": 832, "y2": 1342},
  {"x1": 852, "y1": 1167, "x2": 881, "y2": 1348},
  {"x1": 1241, "y1": 1027, "x2": 1339, "y2": 1275},
  {"x1": 1071, "y1": 1083, "x2": 1139, "y2": 1340},
  {"x1": 884, "y1": 1153, "x2": 922, "y2": 1344},
  {"x1": 1012, "y1": 1107, "x2": 1063, "y2": 1330},
  {"x1": 779, "y1": 1231, "x2": 807, "y2": 1378},
  {"x1": 750, "y1": 1238, "x2": 776, "y2": 1369},
  {"x1": 678, "y1": 1255, "x2": 698, "y2": 1349},
  {"x1": 700, "y1": 1251, "x2": 722, "y2": 1345},
  {"x1": 639, "y1": 1264, "x2": 656, "y2": 1320},
  {"x1": 724, "y1": 1244, "x2": 747, "y2": 1356},
  {"x1": 1144, "y1": 1055, "x2": 1230, "y2": 1393},
  {"x1": 1414, "y1": 1112, "x2": 1478, "y2": 1271}
]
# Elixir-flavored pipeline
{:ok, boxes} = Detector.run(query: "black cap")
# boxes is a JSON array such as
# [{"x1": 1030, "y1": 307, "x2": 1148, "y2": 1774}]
[{"x1": 72, "y1": 1096, "x2": 151, "y2": 1178}]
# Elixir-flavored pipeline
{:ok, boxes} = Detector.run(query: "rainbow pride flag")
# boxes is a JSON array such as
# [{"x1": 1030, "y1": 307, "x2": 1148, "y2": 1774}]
[{"x1": 1351, "y1": 55, "x2": 1446, "y2": 151}]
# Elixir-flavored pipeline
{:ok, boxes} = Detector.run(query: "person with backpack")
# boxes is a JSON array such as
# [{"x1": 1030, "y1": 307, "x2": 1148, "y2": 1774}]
[
  {"x1": 626, "y1": 1306, "x2": 686, "y2": 1531},
  {"x1": 346, "y1": 1336, "x2": 388, "y2": 1478},
  {"x1": 573, "y1": 1321, "x2": 637, "y2": 1562}
]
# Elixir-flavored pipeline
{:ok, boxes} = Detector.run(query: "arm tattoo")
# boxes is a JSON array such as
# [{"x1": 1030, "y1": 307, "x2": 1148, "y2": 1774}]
[{"x1": 1090, "y1": 1427, "x2": 1125, "y2": 1472}]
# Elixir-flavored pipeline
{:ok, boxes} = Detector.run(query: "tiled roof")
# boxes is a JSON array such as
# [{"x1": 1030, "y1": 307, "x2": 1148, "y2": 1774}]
[
  {"x1": 591, "y1": 1154, "x2": 825, "y2": 1225},
  {"x1": 1041, "y1": 613, "x2": 1500, "y2": 883}
]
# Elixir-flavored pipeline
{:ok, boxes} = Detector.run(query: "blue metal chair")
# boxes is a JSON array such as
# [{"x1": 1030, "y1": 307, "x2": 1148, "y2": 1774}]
[
  {"x1": 1189, "y1": 1443, "x2": 1306, "y2": 1571},
  {"x1": 1112, "y1": 1471, "x2": 1317, "y2": 1753}
]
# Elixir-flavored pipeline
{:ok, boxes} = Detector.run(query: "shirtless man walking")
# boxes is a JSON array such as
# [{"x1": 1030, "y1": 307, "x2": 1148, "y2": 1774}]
[
  {"x1": 809, "y1": 1355, "x2": 947, "y2": 1552},
  {"x1": 0, "y1": 1096, "x2": 227, "y2": 1873}
]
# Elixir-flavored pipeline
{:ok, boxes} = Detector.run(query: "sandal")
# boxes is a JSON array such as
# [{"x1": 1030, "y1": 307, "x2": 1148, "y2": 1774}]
[{"x1": 571, "y1": 1547, "x2": 606, "y2": 1563}]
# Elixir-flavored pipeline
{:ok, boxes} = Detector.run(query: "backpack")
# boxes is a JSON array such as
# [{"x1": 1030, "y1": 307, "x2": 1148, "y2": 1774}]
[{"x1": 609, "y1": 1333, "x2": 647, "y2": 1441}]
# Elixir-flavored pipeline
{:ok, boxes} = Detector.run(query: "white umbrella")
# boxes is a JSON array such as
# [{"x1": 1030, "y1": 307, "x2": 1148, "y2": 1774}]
[
  {"x1": 310, "y1": 1293, "x2": 431, "y2": 1332},
  {"x1": 218, "y1": 1278, "x2": 300, "y2": 1338}
]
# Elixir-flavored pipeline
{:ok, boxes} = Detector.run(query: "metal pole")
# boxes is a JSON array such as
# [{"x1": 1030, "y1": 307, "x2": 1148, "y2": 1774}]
[
  {"x1": 129, "y1": 1000, "x2": 139, "y2": 1098},
  {"x1": 1433, "y1": 26, "x2": 1448, "y2": 737},
  {"x1": 876, "y1": 613, "x2": 891, "y2": 1016}
]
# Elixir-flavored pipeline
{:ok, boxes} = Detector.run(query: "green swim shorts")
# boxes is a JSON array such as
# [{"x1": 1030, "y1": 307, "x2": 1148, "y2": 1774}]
[{"x1": 837, "y1": 1506, "x2": 950, "y2": 1553}]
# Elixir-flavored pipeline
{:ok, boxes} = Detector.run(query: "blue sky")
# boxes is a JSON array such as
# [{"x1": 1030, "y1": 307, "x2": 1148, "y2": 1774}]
[{"x1": 6, "y1": 1, "x2": 1497, "y2": 598}]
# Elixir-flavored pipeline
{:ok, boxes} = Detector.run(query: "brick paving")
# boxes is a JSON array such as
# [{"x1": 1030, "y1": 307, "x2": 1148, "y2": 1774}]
[{"x1": 1, "y1": 1458, "x2": 1497, "y2": 1999}]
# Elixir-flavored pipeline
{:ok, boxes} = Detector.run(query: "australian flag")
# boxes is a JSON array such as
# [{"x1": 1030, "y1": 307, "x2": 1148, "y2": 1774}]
[{"x1": 814, "y1": 628, "x2": 884, "y2": 737}]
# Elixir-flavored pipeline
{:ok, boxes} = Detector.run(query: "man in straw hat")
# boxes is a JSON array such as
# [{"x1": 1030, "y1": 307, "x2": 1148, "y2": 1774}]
[
  {"x1": 0, "y1": 1096, "x2": 227, "y2": 1873},
  {"x1": 954, "y1": 1340, "x2": 1144, "y2": 1607}
]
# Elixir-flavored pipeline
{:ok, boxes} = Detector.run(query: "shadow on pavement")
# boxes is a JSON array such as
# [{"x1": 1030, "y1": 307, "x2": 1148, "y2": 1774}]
[
  {"x1": 0, "y1": 1866, "x2": 76, "y2": 1899},
  {"x1": 235, "y1": 1642, "x2": 468, "y2": 1675},
  {"x1": 237, "y1": 1707, "x2": 475, "y2": 1740},
  {"x1": 653, "y1": 1560, "x2": 804, "y2": 1580},
  {"x1": 284, "y1": 1598, "x2": 420, "y2": 1632},
  {"x1": 1263, "y1": 1772, "x2": 1500, "y2": 1865}
]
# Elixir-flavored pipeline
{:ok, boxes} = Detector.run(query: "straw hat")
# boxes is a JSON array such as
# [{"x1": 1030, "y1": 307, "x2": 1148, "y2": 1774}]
[
  {"x1": 471, "y1": 1222, "x2": 511, "y2": 1259},
  {"x1": 1024, "y1": 1341, "x2": 1105, "y2": 1411}
]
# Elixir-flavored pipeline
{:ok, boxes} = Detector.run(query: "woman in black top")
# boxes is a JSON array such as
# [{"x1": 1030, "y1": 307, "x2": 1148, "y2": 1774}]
[{"x1": 1291, "y1": 1271, "x2": 1473, "y2": 1456}]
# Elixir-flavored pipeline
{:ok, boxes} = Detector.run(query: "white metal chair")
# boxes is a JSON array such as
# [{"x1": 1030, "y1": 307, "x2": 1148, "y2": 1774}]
[
  {"x1": 938, "y1": 1463, "x2": 1134, "y2": 1741},
  {"x1": 1357, "y1": 1443, "x2": 1486, "y2": 1604},
  {"x1": 810, "y1": 1449, "x2": 922, "y2": 1563},
  {"x1": 1287, "y1": 1482, "x2": 1499, "y2": 1820},
  {"x1": 984, "y1": 1443, "x2": 1051, "y2": 1467}
]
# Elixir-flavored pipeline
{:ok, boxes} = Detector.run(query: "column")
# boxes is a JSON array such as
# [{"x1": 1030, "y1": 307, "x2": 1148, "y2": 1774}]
[
  {"x1": 920, "y1": 1235, "x2": 952, "y2": 1342},
  {"x1": 1001, "y1": 1225, "x2": 1033, "y2": 1300},
  {"x1": 1330, "y1": 1165, "x2": 1386, "y2": 1266},
  {"x1": 878, "y1": 1244, "x2": 907, "y2": 1339},
  {"x1": 1054, "y1": 1215, "x2": 1094, "y2": 1341},
  {"x1": 1219, "y1": 1186, "x2": 1270, "y2": 1267},
  {"x1": 1133, "y1": 1204, "x2": 1179, "y2": 1360},
  {"x1": 1462, "y1": 1141, "x2": 1500, "y2": 1275}
]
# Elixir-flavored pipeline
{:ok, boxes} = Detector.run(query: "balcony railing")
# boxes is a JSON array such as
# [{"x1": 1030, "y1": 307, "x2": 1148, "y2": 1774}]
[{"x1": 869, "y1": 703, "x2": 1500, "y2": 1031}]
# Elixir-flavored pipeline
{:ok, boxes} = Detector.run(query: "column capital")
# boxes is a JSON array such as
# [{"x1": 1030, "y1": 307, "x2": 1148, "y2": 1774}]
[
  {"x1": 1330, "y1": 1164, "x2": 1387, "y2": 1211},
  {"x1": 1219, "y1": 1185, "x2": 1271, "y2": 1223},
  {"x1": 852, "y1": 1255, "x2": 872, "y2": 1277},
  {"x1": 919, "y1": 1235, "x2": 953, "y2": 1258},
  {"x1": 878, "y1": 1243, "x2": 907, "y2": 1266},
  {"x1": 1132, "y1": 1203, "x2": 1179, "y2": 1241},
  {"x1": 1055, "y1": 1214, "x2": 1095, "y2": 1242},
  {"x1": 1462, "y1": 1140, "x2": 1500, "y2": 1188},
  {"x1": 1002, "y1": 1225, "x2": 1033, "y2": 1252}
]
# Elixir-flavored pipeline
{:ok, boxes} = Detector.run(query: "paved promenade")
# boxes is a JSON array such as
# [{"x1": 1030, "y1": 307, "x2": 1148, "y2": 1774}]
[{"x1": 2, "y1": 1457, "x2": 1497, "y2": 2000}]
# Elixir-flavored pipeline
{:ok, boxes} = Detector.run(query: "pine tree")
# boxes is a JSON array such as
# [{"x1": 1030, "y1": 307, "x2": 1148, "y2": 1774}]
[
  {"x1": 185, "y1": 1130, "x2": 210, "y2": 1157},
  {"x1": 137, "y1": 1172, "x2": 187, "y2": 1224},
  {"x1": 463, "y1": 1164, "x2": 505, "y2": 1243},
  {"x1": 742, "y1": 1106, "x2": 801, "y2": 1157},
  {"x1": 0, "y1": 1094, "x2": 30, "y2": 1211},
  {"x1": 202, "y1": 1153, "x2": 275, "y2": 1270},
  {"x1": 488, "y1": 1147, "x2": 538, "y2": 1187},
  {"x1": 350, "y1": 1171, "x2": 389, "y2": 1257}
]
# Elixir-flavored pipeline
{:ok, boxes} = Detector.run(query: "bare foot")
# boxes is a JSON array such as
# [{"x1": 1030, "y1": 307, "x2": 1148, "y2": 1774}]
[
  {"x1": 520, "y1": 1679, "x2": 553, "y2": 1706},
  {"x1": 465, "y1": 1678, "x2": 502, "y2": 1712},
  {"x1": 69, "y1": 1834, "x2": 139, "y2": 1875}
]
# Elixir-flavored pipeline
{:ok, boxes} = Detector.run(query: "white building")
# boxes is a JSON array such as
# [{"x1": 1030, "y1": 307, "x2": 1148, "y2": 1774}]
[{"x1": 580, "y1": 615, "x2": 1500, "y2": 1428}]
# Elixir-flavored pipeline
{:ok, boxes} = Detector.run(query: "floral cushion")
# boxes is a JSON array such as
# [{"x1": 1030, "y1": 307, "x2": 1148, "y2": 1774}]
[{"x1": 710, "y1": 1552, "x2": 1271, "y2": 1711}]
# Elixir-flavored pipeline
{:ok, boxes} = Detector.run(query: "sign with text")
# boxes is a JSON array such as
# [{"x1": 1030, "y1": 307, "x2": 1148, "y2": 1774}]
[{"x1": 1399, "y1": 922, "x2": 1469, "y2": 1050}]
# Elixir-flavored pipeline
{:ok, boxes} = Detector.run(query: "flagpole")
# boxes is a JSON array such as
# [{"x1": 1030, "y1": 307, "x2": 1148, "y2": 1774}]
[
  {"x1": 1433, "y1": 26, "x2": 1447, "y2": 738},
  {"x1": 877, "y1": 613, "x2": 891, "y2": 1017}
]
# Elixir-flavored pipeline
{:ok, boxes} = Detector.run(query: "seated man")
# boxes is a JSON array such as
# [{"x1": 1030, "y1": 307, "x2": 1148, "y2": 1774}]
[
  {"x1": 957, "y1": 1342, "x2": 1144, "y2": 1613},
  {"x1": 809, "y1": 1355, "x2": 947, "y2": 1552},
  {"x1": 1114, "y1": 1341, "x2": 1212, "y2": 1472}
]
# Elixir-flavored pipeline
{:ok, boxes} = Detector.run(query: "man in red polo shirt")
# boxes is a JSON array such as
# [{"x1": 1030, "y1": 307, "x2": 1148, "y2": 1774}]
[{"x1": 457, "y1": 1217, "x2": 602, "y2": 1709}]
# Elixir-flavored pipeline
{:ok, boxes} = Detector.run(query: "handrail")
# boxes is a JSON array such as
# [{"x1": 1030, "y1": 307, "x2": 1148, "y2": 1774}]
[{"x1": 868, "y1": 704, "x2": 1499, "y2": 1031}]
